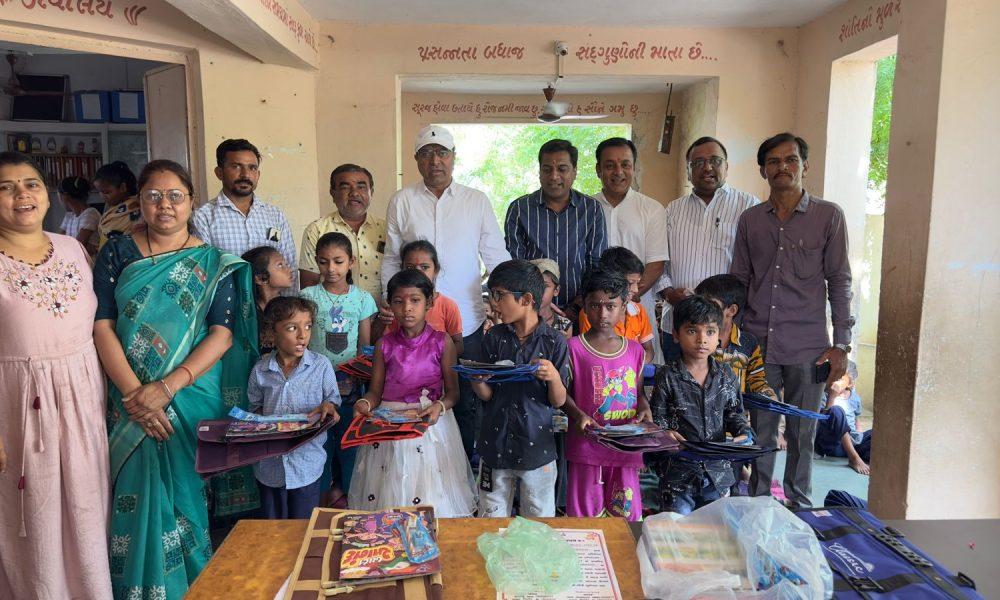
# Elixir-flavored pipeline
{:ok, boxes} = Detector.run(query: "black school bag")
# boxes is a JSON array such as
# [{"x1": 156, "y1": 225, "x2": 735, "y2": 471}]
[{"x1": 795, "y1": 506, "x2": 982, "y2": 599}]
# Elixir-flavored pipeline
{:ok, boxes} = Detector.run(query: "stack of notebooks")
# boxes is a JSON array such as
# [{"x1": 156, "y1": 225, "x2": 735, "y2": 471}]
[
  {"x1": 452, "y1": 359, "x2": 539, "y2": 383},
  {"x1": 194, "y1": 408, "x2": 334, "y2": 477},
  {"x1": 740, "y1": 392, "x2": 829, "y2": 420},
  {"x1": 586, "y1": 422, "x2": 681, "y2": 453},
  {"x1": 678, "y1": 440, "x2": 777, "y2": 462},
  {"x1": 340, "y1": 410, "x2": 430, "y2": 450},
  {"x1": 282, "y1": 507, "x2": 443, "y2": 600},
  {"x1": 336, "y1": 355, "x2": 374, "y2": 382}
]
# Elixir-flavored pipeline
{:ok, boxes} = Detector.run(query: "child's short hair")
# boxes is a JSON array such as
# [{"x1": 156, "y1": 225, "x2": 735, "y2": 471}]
[
  {"x1": 672, "y1": 295, "x2": 723, "y2": 332},
  {"x1": 581, "y1": 268, "x2": 630, "y2": 302},
  {"x1": 694, "y1": 274, "x2": 747, "y2": 314},
  {"x1": 387, "y1": 268, "x2": 434, "y2": 301},
  {"x1": 487, "y1": 259, "x2": 544, "y2": 311},
  {"x1": 316, "y1": 231, "x2": 353, "y2": 259},
  {"x1": 401, "y1": 239, "x2": 441, "y2": 272},
  {"x1": 599, "y1": 246, "x2": 644, "y2": 277},
  {"x1": 262, "y1": 296, "x2": 317, "y2": 331}
]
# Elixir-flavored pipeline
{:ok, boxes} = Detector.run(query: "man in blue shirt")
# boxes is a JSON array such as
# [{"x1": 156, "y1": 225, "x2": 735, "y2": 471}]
[{"x1": 505, "y1": 139, "x2": 608, "y2": 320}]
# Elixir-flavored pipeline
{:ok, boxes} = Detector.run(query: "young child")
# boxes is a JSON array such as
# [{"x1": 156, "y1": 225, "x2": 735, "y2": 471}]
[
  {"x1": 694, "y1": 274, "x2": 777, "y2": 495},
  {"x1": 563, "y1": 269, "x2": 652, "y2": 521},
  {"x1": 649, "y1": 296, "x2": 752, "y2": 515},
  {"x1": 248, "y1": 296, "x2": 341, "y2": 519},
  {"x1": 578, "y1": 247, "x2": 655, "y2": 364},
  {"x1": 471, "y1": 259, "x2": 569, "y2": 517},
  {"x1": 348, "y1": 269, "x2": 477, "y2": 517},
  {"x1": 815, "y1": 366, "x2": 871, "y2": 475},
  {"x1": 529, "y1": 258, "x2": 573, "y2": 340},
  {"x1": 243, "y1": 245, "x2": 295, "y2": 355},
  {"x1": 382, "y1": 240, "x2": 463, "y2": 354},
  {"x1": 300, "y1": 232, "x2": 378, "y2": 502}
]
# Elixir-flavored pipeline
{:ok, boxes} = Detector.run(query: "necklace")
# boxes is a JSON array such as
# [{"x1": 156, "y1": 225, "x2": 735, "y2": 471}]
[
  {"x1": 0, "y1": 239, "x2": 53, "y2": 267},
  {"x1": 146, "y1": 231, "x2": 191, "y2": 264}
]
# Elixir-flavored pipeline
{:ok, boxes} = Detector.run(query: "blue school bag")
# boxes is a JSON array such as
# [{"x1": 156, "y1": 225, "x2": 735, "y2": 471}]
[{"x1": 795, "y1": 507, "x2": 982, "y2": 599}]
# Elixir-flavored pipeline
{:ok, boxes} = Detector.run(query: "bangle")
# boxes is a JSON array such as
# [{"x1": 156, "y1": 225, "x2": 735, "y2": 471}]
[
  {"x1": 357, "y1": 399, "x2": 371, "y2": 409},
  {"x1": 177, "y1": 364, "x2": 195, "y2": 387},
  {"x1": 159, "y1": 379, "x2": 175, "y2": 400},
  {"x1": 436, "y1": 399, "x2": 447, "y2": 412}
]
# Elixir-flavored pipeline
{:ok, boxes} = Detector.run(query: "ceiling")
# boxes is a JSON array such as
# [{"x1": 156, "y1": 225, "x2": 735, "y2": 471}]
[
  {"x1": 301, "y1": 0, "x2": 846, "y2": 28},
  {"x1": 402, "y1": 74, "x2": 702, "y2": 95}
]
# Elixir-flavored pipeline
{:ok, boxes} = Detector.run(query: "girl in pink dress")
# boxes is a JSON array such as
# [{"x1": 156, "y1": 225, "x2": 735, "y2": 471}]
[
  {"x1": 348, "y1": 269, "x2": 476, "y2": 517},
  {"x1": 0, "y1": 152, "x2": 111, "y2": 599},
  {"x1": 562, "y1": 269, "x2": 652, "y2": 521}
]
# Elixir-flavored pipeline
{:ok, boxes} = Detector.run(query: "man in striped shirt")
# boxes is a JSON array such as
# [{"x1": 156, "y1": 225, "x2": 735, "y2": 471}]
[
  {"x1": 658, "y1": 136, "x2": 760, "y2": 360},
  {"x1": 505, "y1": 139, "x2": 608, "y2": 317}
]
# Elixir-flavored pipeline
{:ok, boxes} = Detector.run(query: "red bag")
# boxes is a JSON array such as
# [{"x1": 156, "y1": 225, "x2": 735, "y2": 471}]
[{"x1": 340, "y1": 415, "x2": 429, "y2": 449}]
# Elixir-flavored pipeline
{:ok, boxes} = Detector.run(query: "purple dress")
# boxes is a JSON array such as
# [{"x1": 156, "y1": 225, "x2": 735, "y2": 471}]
[
  {"x1": 380, "y1": 325, "x2": 446, "y2": 404},
  {"x1": 348, "y1": 325, "x2": 476, "y2": 516}
]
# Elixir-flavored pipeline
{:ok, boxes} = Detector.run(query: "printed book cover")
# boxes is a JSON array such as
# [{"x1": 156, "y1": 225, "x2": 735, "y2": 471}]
[{"x1": 338, "y1": 511, "x2": 441, "y2": 582}]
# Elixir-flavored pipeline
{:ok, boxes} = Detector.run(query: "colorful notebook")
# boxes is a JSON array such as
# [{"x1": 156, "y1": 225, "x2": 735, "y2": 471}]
[{"x1": 339, "y1": 511, "x2": 441, "y2": 581}]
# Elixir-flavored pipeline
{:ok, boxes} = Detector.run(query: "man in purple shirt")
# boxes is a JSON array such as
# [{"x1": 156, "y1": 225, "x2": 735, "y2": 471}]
[{"x1": 730, "y1": 132, "x2": 854, "y2": 508}]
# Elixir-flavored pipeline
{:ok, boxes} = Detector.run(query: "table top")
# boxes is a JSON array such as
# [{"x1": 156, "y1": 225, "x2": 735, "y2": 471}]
[{"x1": 187, "y1": 516, "x2": 644, "y2": 600}]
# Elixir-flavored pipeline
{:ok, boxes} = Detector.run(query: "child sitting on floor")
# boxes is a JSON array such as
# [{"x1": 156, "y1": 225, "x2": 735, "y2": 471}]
[
  {"x1": 563, "y1": 268, "x2": 652, "y2": 521},
  {"x1": 471, "y1": 259, "x2": 569, "y2": 517},
  {"x1": 348, "y1": 269, "x2": 477, "y2": 517},
  {"x1": 248, "y1": 296, "x2": 341, "y2": 519},
  {"x1": 815, "y1": 366, "x2": 871, "y2": 475},
  {"x1": 648, "y1": 295, "x2": 752, "y2": 515},
  {"x1": 578, "y1": 247, "x2": 656, "y2": 365}
]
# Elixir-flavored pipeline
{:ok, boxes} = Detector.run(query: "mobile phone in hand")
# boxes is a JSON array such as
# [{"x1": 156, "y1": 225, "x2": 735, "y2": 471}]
[{"x1": 814, "y1": 361, "x2": 832, "y2": 384}]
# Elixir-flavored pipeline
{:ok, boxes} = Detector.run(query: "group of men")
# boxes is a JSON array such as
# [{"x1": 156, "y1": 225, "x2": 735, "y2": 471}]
[{"x1": 194, "y1": 125, "x2": 853, "y2": 509}]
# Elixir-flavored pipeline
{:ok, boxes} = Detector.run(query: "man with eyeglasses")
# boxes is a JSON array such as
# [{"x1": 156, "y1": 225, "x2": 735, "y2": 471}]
[
  {"x1": 731, "y1": 132, "x2": 854, "y2": 509},
  {"x1": 658, "y1": 136, "x2": 760, "y2": 360},
  {"x1": 381, "y1": 124, "x2": 511, "y2": 461},
  {"x1": 192, "y1": 138, "x2": 298, "y2": 288}
]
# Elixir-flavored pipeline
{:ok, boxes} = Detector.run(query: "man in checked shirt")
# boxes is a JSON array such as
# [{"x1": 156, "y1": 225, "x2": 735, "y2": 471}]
[{"x1": 730, "y1": 133, "x2": 855, "y2": 509}]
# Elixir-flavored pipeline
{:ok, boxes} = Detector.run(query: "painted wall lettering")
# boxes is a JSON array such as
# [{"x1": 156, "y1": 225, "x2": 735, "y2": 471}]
[
  {"x1": 839, "y1": 0, "x2": 902, "y2": 43},
  {"x1": 259, "y1": 0, "x2": 317, "y2": 50},
  {"x1": 410, "y1": 100, "x2": 641, "y2": 120},
  {"x1": 417, "y1": 43, "x2": 526, "y2": 62},
  {"x1": 10, "y1": 0, "x2": 133, "y2": 23},
  {"x1": 575, "y1": 41, "x2": 717, "y2": 64}
]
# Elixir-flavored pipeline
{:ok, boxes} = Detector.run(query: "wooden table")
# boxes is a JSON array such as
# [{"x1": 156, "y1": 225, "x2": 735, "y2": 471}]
[{"x1": 187, "y1": 517, "x2": 644, "y2": 600}]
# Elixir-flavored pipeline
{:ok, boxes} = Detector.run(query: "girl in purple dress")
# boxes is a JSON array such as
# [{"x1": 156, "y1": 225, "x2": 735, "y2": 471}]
[{"x1": 348, "y1": 269, "x2": 476, "y2": 516}]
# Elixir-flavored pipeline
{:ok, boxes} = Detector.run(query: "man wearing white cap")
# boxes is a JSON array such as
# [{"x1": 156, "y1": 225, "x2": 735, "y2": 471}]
[{"x1": 381, "y1": 125, "x2": 511, "y2": 460}]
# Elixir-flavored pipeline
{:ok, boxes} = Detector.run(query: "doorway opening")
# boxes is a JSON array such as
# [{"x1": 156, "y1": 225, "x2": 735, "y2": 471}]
[
  {"x1": 444, "y1": 122, "x2": 632, "y2": 223},
  {"x1": 0, "y1": 41, "x2": 190, "y2": 235}
]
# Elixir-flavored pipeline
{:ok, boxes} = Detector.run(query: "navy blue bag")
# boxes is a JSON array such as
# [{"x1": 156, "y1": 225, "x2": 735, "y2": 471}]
[{"x1": 795, "y1": 507, "x2": 982, "y2": 599}]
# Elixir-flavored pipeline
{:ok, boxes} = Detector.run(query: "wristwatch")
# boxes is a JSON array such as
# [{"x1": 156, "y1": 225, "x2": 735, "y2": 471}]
[{"x1": 833, "y1": 343, "x2": 851, "y2": 353}]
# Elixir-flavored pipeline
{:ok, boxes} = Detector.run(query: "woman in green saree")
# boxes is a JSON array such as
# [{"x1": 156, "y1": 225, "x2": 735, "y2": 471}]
[{"x1": 93, "y1": 160, "x2": 258, "y2": 600}]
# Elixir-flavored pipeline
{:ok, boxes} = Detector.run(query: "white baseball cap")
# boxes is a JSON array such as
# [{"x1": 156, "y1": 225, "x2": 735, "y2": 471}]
[{"x1": 414, "y1": 125, "x2": 455, "y2": 154}]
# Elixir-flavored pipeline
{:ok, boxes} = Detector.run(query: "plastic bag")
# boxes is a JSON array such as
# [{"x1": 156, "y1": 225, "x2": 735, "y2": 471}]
[
  {"x1": 636, "y1": 497, "x2": 833, "y2": 600},
  {"x1": 476, "y1": 517, "x2": 581, "y2": 595}
]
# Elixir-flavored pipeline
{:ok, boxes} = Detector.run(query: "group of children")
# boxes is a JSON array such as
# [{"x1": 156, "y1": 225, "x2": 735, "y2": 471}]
[{"x1": 239, "y1": 234, "x2": 773, "y2": 521}]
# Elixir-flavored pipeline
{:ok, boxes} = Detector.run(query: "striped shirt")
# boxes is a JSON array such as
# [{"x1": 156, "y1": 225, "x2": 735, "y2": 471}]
[
  {"x1": 247, "y1": 349, "x2": 341, "y2": 489},
  {"x1": 192, "y1": 192, "x2": 298, "y2": 288},
  {"x1": 658, "y1": 184, "x2": 760, "y2": 332},
  {"x1": 505, "y1": 189, "x2": 608, "y2": 307},
  {"x1": 381, "y1": 181, "x2": 510, "y2": 336}
]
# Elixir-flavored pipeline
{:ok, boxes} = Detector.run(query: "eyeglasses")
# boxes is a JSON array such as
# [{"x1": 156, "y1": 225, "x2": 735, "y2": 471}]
[
  {"x1": 688, "y1": 157, "x2": 726, "y2": 169},
  {"x1": 139, "y1": 189, "x2": 190, "y2": 205},
  {"x1": 416, "y1": 148, "x2": 453, "y2": 160},
  {"x1": 489, "y1": 289, "x2": 525, "y2": 303}
]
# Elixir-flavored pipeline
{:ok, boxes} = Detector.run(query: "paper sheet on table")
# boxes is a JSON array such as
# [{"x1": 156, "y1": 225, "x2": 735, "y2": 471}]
[
  {"x1": 273, "y1": 575, "x2": 289, "y2": 600},
  {"x1": 497, "y1": 528, "x2": 622, "y2": 600}
]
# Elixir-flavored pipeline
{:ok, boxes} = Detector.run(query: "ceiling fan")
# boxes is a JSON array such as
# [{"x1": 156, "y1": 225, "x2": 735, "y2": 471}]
[
  {"x1": 536, "y1": 84, "x2": 607, "y2": 123},
  {"x1": 2, "y1": 53, "x2": 71, "y2": 97}
]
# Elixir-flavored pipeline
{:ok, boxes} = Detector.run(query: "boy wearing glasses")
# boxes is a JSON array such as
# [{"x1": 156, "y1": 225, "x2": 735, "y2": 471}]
[{"x1": 470, "y1": 259, "x2": 569, "y2": 517}]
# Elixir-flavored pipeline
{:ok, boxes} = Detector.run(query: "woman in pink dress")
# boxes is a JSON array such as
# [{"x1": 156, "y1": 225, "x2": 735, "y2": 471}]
[{"x1": 0, "y1": 151, "x2": 111, "y2": 598}]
